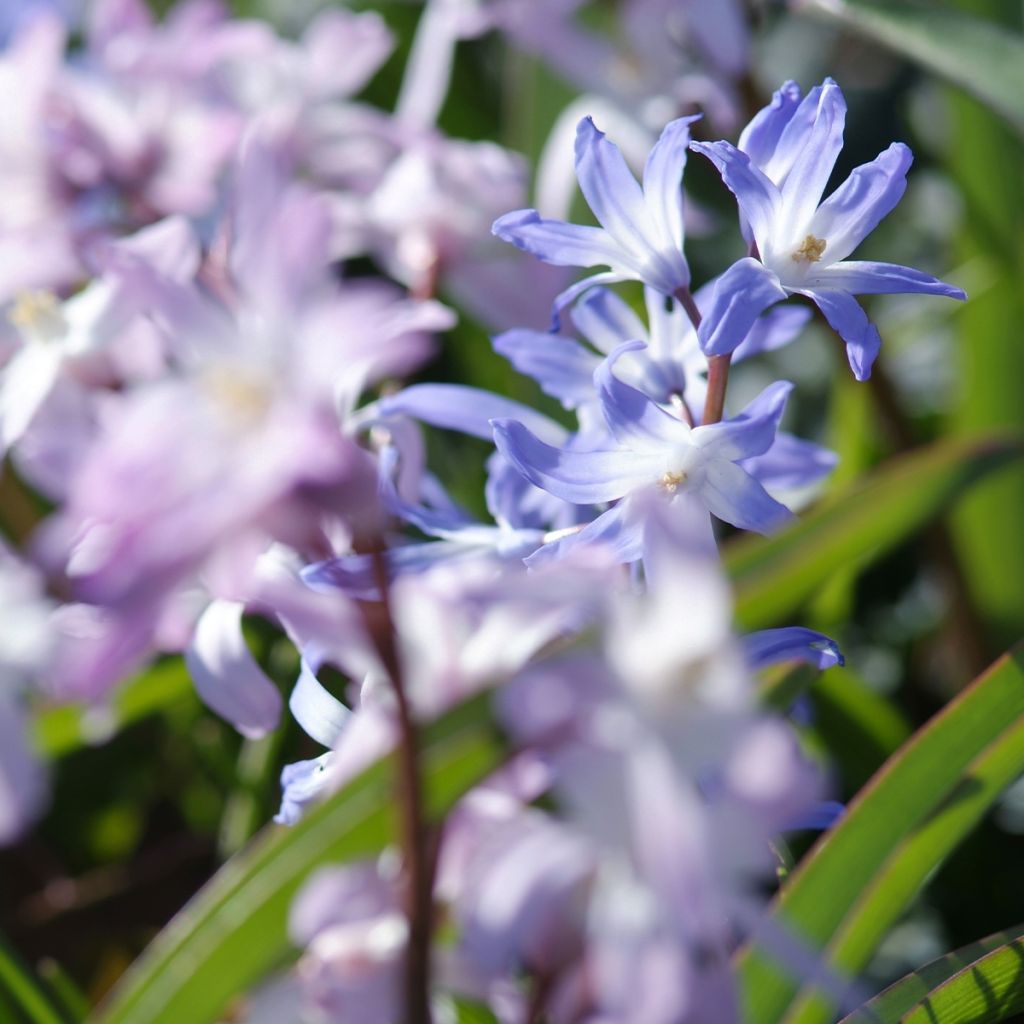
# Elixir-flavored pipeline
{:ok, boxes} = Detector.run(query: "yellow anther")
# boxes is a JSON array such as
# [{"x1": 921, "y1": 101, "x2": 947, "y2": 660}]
[
  {"x1": 201, "y1": 366, "x2": 273, "y2": 426},
  {"x1": 792, "y1": 235, "x2": 827, "y2": 263},
  {"x1": 659, "y1": 470, "x2": 687, "y2": 493},
  {"x1": 8, "y1": 291, "x2": 66, "y2": 340}
]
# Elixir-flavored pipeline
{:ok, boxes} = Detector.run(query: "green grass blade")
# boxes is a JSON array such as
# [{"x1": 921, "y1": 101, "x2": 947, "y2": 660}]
[
  {"x1": 93, "y1": 690, "x2": 506, "y2": 1024},
  {"x1": 726, "y1": 435, "x2": 1023, "y2": 630},
  {"x1": 0, "y1": 935, "x2": 67, "y2": 1024},
  {"x1": 739, "y1": 643, "x2": 1024, "y2": 1024},
  {"x1": 840, "y1": 924, "x2": 1024, "y2": 1024},
  {"x1": 798, "y1": 0, "x2": 1024, "y2": 136}
]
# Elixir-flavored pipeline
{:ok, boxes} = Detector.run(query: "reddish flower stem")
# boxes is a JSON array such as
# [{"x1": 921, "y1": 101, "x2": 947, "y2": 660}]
[
  {"x1": 364, "y1": 544, "x2": 433, "y2": 1024},
  {"x1": 673, "y1": 284, "x2": 731, "y2": 426}
]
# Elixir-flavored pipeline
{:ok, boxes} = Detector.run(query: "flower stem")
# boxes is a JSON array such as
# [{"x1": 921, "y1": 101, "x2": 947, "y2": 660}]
[
  {"x1": 703, "y1": 354, "x2": 732, "y2": 425},
  {"x1": 673, "y1": 284, "x2": 702, "y2": 333},
  {"x1": 673, "y1": 284, "x2": 730, "y2": 425},
  {"x1": 365, "y1": 545, "x2": 433, "y2": 1024}
]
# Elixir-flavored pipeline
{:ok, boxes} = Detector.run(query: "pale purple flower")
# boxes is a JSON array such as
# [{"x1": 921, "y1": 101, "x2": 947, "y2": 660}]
[
  {"x1": 692, "y1": 79, "x2": 966, "y2": 379},
  {"x1": 289, "y1": 861, "x2": 406, "y2": 1024},
  {"x1": 492, "y1": 343, "x2": 795, "y2": 566},
  {"x1": 0, "y1": 216, "x2": 198, "y2": 460},
  {"x1": 494, "y1": 115, "x2": 699, "y2": 318}
]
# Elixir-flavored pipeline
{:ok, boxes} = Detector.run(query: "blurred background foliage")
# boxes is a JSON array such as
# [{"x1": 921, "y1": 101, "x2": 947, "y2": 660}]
[{"x1": 2, "y1": 0, "x2": 1023, "y2": 1014}]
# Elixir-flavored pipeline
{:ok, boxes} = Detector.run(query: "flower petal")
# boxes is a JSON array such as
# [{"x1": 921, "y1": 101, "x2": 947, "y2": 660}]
[
  {"x1": 289, "y1": 659, "x2": 352, "y2": 748},
  {"x1": 571, "y1": 286, "x2": 647, "y2": 355},
  {"x1": 696, "y1": 257, "x2": 788, "y2": 357},
  {"x1": 641, "y1": 115, "x2": 700, "y2": 274},
  {"x1": 493, "y1": 328, "x2": 600, "y2": 409},
  {"x1": 743, "y1": 627, "x2": 844, "y2": 671},
  {"x1": 691, "y1": 141, "x2": 780, "y2": 254},
  {"x1": 692, "y1": 380, "x2": 793, "y2": 461},
  {"x1": 810, "y1": 261, "x2": 967, "y2": 300},
  {"x1": 574, "y1": 116, "x2": 653, "y2": 259},
  {"x1": 698, "y1": 461, "x2": 794, "y2": 534},
  {"x1": 492, "y1": 419, "x2": 661, "y2": 505},
  {"x1": 775, "y1": 80, "x2": 847, "y2": 236},
  {"x1": 741, "y1": 433, "x2": 838, "y2": 491},
  {"x1": 731, "y1": 305, "x2": 812, "y2": 363},
  {"x1": 739, "y1": 81, "x2": 803, "y2": 170},
  {"x1": 185, "y1": 600, "x2": 283, "y2": 739},
  {"x1": 492, "y1": 208, "x2": 624, "y2": 269},
  {"x1": 596, "y1": 341, "x2": 692, "y2": 451},
  {"x1": 809, "y1": 143, "x2": 912, "y2": 263},
  {"x1": 379, "y1": 383, "x2": 568, "y2": 444},
  {"x1": 525, "y1": 502, "x2": 642, "y2": 569},
  {"x1": 803, "y1": 289, "x2": 881, "y2": 381}
]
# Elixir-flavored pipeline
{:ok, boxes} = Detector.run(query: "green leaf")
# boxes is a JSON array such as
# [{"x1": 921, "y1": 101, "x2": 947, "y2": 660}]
[
  {"x1": 725, "y1": 434, "x2": 1024, "y2": 630},
  {"x1": 34, "y1": 658, "x2": 196, "y2": 760},
  {"x1": 738, "y1": 643, "x2": 1024, "y2": 1024},
  {"x1": 94, "y1": 691, "x2": 506, "y2": 1024},
  {"x1": 798, "y1": 0, "x2": 1024, "y2": 137},
  {"x1": 841, "y1": 924, "x2": 1024, "y2": 1024},
  {"x1": 0, "y1": 934, "x2": 67, "y2": 1024}
]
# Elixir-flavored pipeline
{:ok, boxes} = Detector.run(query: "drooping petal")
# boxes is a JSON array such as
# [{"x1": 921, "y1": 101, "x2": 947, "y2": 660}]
[
  {"x1": 692, "y1": 381, "x2": 793, "y2": 462},
  {"x1": 493, "y1": 328, "x2": 600, "y2": 409},
  {"x1": 810, "y1": 261, "x2": 967, "y2": 300},
  {"x1": 803, "y1": 289, "x2": 881, "y2": 381},
  {"x1": 697, "y1": 258, "x2": 789, "y2": 357},
  {"x1": 808, "y1": 143, "x2": 912, "y2": 264},
  {"x1": 379, "y1": 383, "x2": 568, "y2": 444},
  {"x1": 492, "y1": 419, "x2": 661, "y2": 505},
  {"x1": 690, "y1": 141, "x2": 780, "y2": 254},
  {"x1": 185, "y1": 600, "x2": 283, "y2": 739},
  {"x1": 492, "y1": 208, "x2": 624, "y2": 268},
  {"x1": 289, "y1": 659, "x2": 352, "y2": 748},
  {"x1": 698, "y1": 461, "x2": 794, "y2": 534},
  {"x1": 743, "y1": 627, "x2": 844, "y2": 671},
  {"x1": 274, "y1": 753, "x2": 334, "y2": 826}
]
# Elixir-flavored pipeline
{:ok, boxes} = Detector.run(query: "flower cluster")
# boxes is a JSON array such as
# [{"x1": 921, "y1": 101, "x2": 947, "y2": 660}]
[{"x1": 0, "y1": 2, "x2": 967, "y2": 1022}]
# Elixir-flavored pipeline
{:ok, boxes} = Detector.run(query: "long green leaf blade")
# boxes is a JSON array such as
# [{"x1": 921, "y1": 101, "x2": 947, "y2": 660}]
[
  {"x1": 93, "y1": 691, "x2": 505, "y2": 1024},
  {"x1": 739, "y1": 643, "x2": 1024, "y2": 1024},
  {"x1": 841, "y1": 925, "x2": 1024, "y2": 1024},
  {"x1": 726, "y1": 435, "x2": 1023, "y2": 630},
  {"x1": 798, "y1": 0, "x2": 1024, "y2": 136},
  {"x1": 0, "y1": 935, "x2": 67, "y2": 1024}
]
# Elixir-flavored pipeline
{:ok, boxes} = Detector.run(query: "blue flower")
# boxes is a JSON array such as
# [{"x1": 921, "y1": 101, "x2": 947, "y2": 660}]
[
  {"x1": 492, "y1": 342, "x2": 796, "y2": 564},
  {"x1": 692, "y1": 79, "x2": 966, "y2": 380},
  {"x1": 493, "y1": 115, "x2": 700, "y2": 321}
]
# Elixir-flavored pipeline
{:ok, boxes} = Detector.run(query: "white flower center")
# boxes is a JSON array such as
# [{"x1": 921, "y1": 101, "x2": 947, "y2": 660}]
[
  {"x1": 659, "y1": 444, "x2": 701, "y2": 493},
  {"x1": 200, "y1": 364, "x2": 274, "y2": 427},
  {"x1": 8, "y1": 291, "x2": 67, "y2": 344},
  {"x1": 791, "y1": 234, "x2": 826, "y2": 264}
]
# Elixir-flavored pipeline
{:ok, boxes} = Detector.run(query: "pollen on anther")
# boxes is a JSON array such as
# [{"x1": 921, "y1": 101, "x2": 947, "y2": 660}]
[
  {"x1": 659, "y1": 471, "x2": 687, "y2": 493},
  {"x1": 792, "y1": 234, "x2": 826, "y2": 263}
]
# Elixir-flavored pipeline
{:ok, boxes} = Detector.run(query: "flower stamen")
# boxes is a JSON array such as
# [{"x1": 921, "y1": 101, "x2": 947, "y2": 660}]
[{"x1": 792, "y1": 235, "x2": 826, "y2": 263}]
